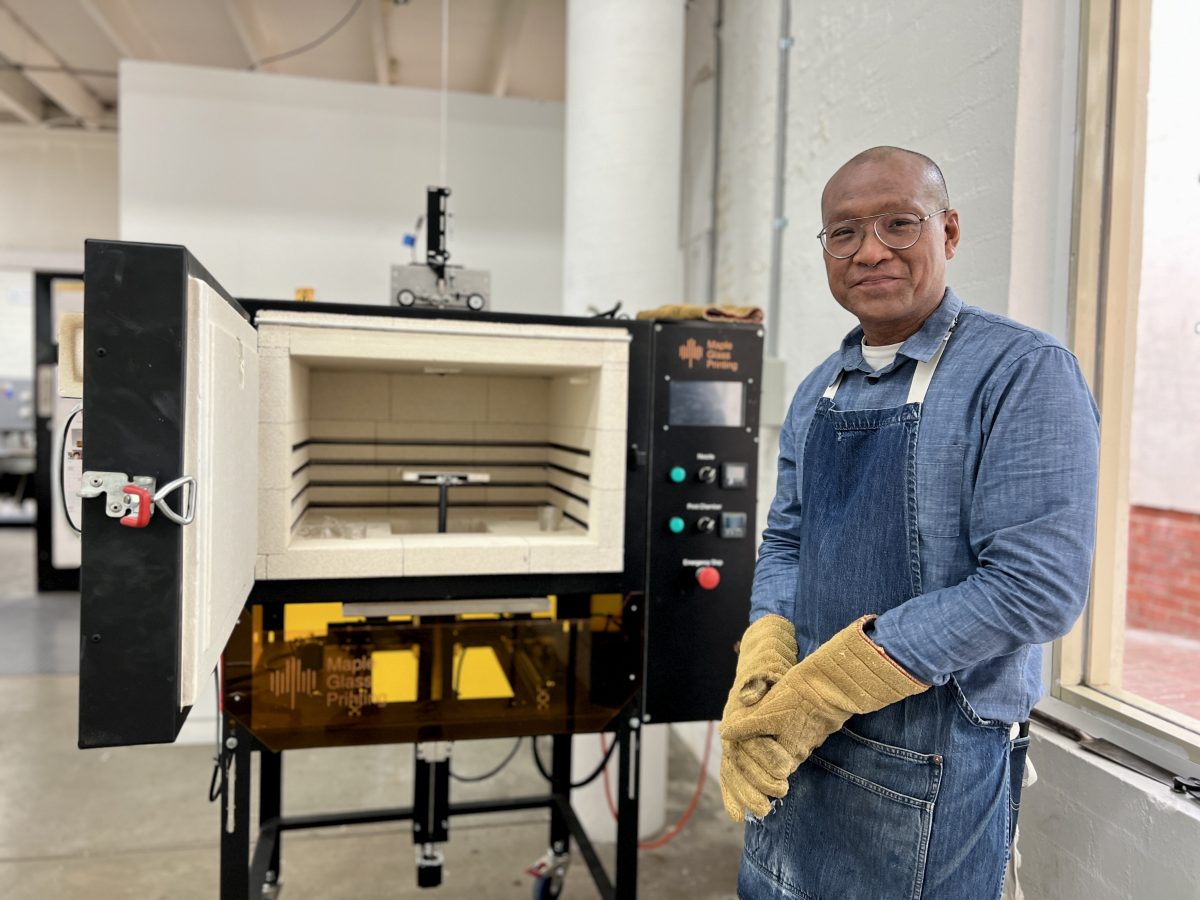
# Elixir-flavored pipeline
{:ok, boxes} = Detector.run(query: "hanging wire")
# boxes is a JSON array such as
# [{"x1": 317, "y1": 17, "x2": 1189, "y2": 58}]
[
  {"x1": 531, "y1": 734, "x2": 617, "y2": 790},
  {"x1": 0, "y1": 62, "x2": 117, "y2": 78},
  {"x1": 449, "y1": 737, "x2": 523, "y2": 783},
  {"x1": 58, "y1": 405, "x2": 83, "y2": 536},
  {"x1": 250, "y1": 0, "x2": 366, "y2": 70},
  {"x1": 439, "y1": 0, "x2": 450, "y2": 187}
]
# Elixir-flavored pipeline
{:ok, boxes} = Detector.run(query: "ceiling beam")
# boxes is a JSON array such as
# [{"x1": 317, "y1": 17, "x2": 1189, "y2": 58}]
[
  {"x1": 224, "y1": 0, "x2": 271, "y2": 70},
  {"x1": 365, "y1": 0, "x2": 392, "y2": 85},
  {"x1": 0, "y1": 69, "x2": 43, "y2": 123},
  {"x1": 489, "y1": 0, "x2": 529, "y2": 97},
  {"x1": 79, "y1": 0, "x2": 163, "y2": 60},
  {"x1": 0, "y1": 3, "x2": 104, "y2": 128}
]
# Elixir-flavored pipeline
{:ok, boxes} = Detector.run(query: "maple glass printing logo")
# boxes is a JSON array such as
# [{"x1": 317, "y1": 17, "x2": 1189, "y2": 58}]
[
  {"x1": 678, "y1": 337, "x2": 739, "y2": 373},
  {"x1": 679, "y1": 338, "x2": 704, "y2": 368}
]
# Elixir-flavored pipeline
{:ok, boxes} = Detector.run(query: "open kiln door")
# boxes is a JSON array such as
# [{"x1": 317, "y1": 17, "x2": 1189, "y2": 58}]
[{"x1": 77, "y1": 240, "x2": 258, "y2": 747}]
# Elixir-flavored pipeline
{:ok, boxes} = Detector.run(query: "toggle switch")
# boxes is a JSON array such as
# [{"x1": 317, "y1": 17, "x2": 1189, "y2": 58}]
[
  {"x1": 695, "y1": 516, "x2": 716, "y2": 534},
  {"x1": 697, "y1": 466, "x2": 717, "y2": 484},
  {"x1": 695, "y1": 566, "x2": 721, "y2": 590}
]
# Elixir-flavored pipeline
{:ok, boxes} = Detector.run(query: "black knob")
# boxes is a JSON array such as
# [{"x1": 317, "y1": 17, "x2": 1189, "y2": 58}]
[
  {"x1": 697, "y1": 466, "x2": 717, "y2": 484},
  {"x1": 696, "y1": 516, "x2": 716, "y2": 534}
]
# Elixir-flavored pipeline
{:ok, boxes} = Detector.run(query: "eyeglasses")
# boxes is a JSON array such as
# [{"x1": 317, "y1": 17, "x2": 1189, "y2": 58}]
[{"x1": 817, "y1": 209, "x2": 948, "y2": 259}]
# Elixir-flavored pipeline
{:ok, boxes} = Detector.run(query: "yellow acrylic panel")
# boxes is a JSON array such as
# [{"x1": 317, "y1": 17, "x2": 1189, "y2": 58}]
[
  {"x1": 453, "y1": 646, "x2": 514, "y2": 700},
  {"x1": 371, "y1": 648, "x2": 419, "y2": 704}
]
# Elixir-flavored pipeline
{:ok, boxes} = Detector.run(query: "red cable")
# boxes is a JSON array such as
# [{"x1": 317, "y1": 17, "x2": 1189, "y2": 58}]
[{"x1": 599, "y1": 720, "x2": 715, "y2": 850}]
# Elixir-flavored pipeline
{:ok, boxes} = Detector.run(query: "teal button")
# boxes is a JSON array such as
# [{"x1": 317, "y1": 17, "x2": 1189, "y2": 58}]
[
  {"x1": 669, "y1": 466, "x2": 687, "y2": 484},
  {"x1": 668, "y1": 516, "x2": 686, "y2": 534}
]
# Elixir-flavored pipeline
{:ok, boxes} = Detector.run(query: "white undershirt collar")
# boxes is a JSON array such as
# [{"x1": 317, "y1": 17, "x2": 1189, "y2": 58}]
[{"x1": 860, "y1": 340, "x2": 903, "y2": 372}]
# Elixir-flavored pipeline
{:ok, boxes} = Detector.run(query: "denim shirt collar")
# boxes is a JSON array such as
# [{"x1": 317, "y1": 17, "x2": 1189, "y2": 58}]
[{"x1": 837, "y1": 288, "x2": 963, "y2": 375}]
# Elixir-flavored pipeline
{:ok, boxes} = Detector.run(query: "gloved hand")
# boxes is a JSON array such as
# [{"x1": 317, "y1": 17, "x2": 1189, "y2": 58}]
[
  {"x1": 727, "y1": 614, "x2": 798, "y2": 708},
  {"x1": 720, "y1": 615, "x2": 929, "y2": 779},
  {"x1": 720, "y1": 736, "x2": 793, "y2": 820},
  {"x1": 718, "y1": 615, "x2": 799, "y2": 821}
]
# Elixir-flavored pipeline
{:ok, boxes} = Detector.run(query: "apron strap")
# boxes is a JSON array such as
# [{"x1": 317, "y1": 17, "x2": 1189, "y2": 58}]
[
  {"x1": 822, "y1": 317, "x2": 958, "y2": 404},
  {"x1": 905, "y1": 317, "x2": 957, "y2": 405}
]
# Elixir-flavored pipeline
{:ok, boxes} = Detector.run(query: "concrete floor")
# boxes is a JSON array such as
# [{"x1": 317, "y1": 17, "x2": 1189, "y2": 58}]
[{"x1": 0, "y1": 528, "x2": 744, "y2": 899}]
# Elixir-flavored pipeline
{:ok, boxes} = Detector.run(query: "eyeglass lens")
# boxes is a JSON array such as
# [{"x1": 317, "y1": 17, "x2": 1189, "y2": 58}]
[{"x1": 822, "y1": 213, "x2": 924, "y2": 258}]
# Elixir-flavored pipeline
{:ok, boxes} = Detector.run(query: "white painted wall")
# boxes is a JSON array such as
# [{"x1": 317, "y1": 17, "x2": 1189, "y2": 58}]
[
  {"x1": 0, "y1": 125, "x2": 117, "y2": 270},
  {"x1": 710, "y1": 0, "x2": 777, "y2": 318},
  {"x1": 1007, "y1": 0, "x2": 1080, "y2": 341},
  {"x1": 1129, "y1": 0, "x2": 1200, "y2": 515},
  {"x1": 561, "y1": 0, "x2": 684, "y2": 318},
  {"x1": 777, "y1": 3, "x2": 1024, "y2": 386},
  {"x1": 119, "y1": 61, "x2": 564, "y2": 315}
]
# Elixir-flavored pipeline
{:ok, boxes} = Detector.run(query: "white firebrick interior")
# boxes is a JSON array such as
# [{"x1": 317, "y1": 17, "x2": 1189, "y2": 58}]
[{"x1": 253, "y1": 311, "x2": 629, "y2": 580}]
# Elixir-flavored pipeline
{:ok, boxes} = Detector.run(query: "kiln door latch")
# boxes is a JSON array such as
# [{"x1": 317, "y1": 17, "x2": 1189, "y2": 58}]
[{"x1": 80, "y1": 471, "x2": 197, "y2": 528}]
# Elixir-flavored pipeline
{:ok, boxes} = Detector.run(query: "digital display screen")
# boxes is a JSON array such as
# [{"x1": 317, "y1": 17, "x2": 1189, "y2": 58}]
[{"x1": 668, "y1": 381, "x2": 744, "y2": 427}]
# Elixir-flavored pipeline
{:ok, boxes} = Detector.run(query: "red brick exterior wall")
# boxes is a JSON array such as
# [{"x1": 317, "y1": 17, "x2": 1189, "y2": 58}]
[{"x1": 1126, "y1": 506, "x2": 1200, "y2": 639}]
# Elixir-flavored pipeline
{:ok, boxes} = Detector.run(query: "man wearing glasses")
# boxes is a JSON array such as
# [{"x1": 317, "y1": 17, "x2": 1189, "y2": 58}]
[{"x1": 718, "y1": 147, "x2": 1099, "y2": 899}]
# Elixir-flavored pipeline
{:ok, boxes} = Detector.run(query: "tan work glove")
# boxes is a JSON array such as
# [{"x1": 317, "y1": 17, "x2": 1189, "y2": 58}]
[
  {"x1": 718, "y1": 615, "x2": 799, "y2": 821},
  {"x1": 720, "y1": 615, "x2": 929, "y2": 780}
]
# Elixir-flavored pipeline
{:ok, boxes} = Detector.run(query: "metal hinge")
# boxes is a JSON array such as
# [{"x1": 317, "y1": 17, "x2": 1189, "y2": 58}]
[
  {"x1": 80, "y1": 471, "x2": 197, "y2": 528},
  {"x1": 1172, "y1": 776, "x2": 1200, "y2": 803}
]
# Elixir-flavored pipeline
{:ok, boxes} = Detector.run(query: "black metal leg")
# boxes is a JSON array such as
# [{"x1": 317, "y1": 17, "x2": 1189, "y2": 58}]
[
  {"x1": 614, "y1": 716, "x2": 641, "y2": 900},
  {"x1": 549, "y1": 734, "x2": 572, "y2": 856},
  {"x1": 260, "y1": 747, "x2": 282, "y2": 886},
  {"x1": 413, "y1": 745, "x2": 450, "y2": 888},
  {"x1": 220, "y1": 721, "x2": 253, "y2": 900},
  {"x1": 436, "y1": 482, "x2": 449, "y2": 533}
]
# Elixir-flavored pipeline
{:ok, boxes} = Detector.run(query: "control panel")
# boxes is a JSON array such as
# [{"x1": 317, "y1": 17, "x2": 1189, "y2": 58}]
[{"x1": 643, "y1": 320, "x2": 763, "y2": 723}]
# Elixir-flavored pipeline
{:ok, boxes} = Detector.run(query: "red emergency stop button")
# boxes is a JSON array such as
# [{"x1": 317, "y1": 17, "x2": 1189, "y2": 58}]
[{"x1": 695, "y1": 566, "x2": 721, "y2": 590}]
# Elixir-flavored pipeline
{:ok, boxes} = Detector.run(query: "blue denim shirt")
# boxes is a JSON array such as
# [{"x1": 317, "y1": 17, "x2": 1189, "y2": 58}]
[{"x1": 750, "y1": 289, "x2": 1100, "y2": 723}]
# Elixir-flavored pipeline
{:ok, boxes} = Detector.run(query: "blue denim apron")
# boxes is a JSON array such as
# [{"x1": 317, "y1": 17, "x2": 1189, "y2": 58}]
[{"x1": 739, "y1": 325, "x2": 1020, "y2": 900}]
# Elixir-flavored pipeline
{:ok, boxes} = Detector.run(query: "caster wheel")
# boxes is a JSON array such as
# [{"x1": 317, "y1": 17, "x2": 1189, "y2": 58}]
[{"x1": 532, "y1": 877, "x2": 563, "y2": 900}]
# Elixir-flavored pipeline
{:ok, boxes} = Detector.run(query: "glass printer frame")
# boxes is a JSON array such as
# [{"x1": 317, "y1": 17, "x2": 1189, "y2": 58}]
[{"x1": 75, "y1": 240, "x2": 760, "y2": 753}]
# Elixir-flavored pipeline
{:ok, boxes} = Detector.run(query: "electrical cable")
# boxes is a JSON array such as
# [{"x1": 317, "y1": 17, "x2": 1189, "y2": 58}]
[
  {"x1": 531, "y1": 733, "x2": 618, "y2": 790},
  {"x1": 600, "y1": 721, "x2": 716, "y2": 851},
  {"x1": 58, "y1": 404, "x2": 83, "y2": 536},
  {"x1": 443, "y1": 647, "x2": 526, "y2": 783},
  {"x1": 250, "y1": 0, "x2": 366, "y2": 70},
  {"x1": 589, "y1": 301, "x2": 625, "y2": 319},
  {"x1": 449, "y1": 737, "x2": 523, "y2": 783}
]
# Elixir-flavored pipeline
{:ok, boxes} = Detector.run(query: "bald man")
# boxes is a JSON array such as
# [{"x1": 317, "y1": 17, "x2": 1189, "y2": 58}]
[{"x1": 718, "y1": 147, "x2": 1099, "y2": 899}]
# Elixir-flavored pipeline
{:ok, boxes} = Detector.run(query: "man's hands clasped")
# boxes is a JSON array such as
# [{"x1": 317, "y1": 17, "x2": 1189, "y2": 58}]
[{"x1": 718, "y1": 615, "x2": 931, "y2": 822}]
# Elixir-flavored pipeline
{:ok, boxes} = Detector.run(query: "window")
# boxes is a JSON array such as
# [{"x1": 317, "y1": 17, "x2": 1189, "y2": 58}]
[{"x1": 1051, "y1": 0, "x2": 1200, "y2": 774}]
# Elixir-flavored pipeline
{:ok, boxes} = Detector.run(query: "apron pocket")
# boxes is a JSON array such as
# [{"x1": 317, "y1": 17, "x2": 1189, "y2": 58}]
[{"x1": 747, "y1": 728, "x2": 941, "y2": 900}]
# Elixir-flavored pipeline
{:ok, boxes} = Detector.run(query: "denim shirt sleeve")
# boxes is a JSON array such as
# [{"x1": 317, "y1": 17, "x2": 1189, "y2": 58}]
[
  {"x1": 870, "y1": 345, "x2": 1100, "y2": 684},
  {"x1": 748, "y1": 385, "x2": 807, "y2": 624}
]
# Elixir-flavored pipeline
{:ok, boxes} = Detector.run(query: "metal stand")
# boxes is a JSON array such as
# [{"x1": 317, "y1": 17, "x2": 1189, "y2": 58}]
[{"x1": 218, "y1": 707, "x2": 643, "y2": 899}]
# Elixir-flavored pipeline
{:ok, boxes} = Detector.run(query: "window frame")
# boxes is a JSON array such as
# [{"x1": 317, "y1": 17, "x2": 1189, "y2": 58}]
[{"x1": 1050, "y1": 0, "x2": 1200, "y2": 777}]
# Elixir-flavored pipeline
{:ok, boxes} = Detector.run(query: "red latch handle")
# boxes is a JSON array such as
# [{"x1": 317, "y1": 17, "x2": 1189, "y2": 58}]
[{"x1": 120, "y1": 484, "x2": 153, "y2": 528}]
